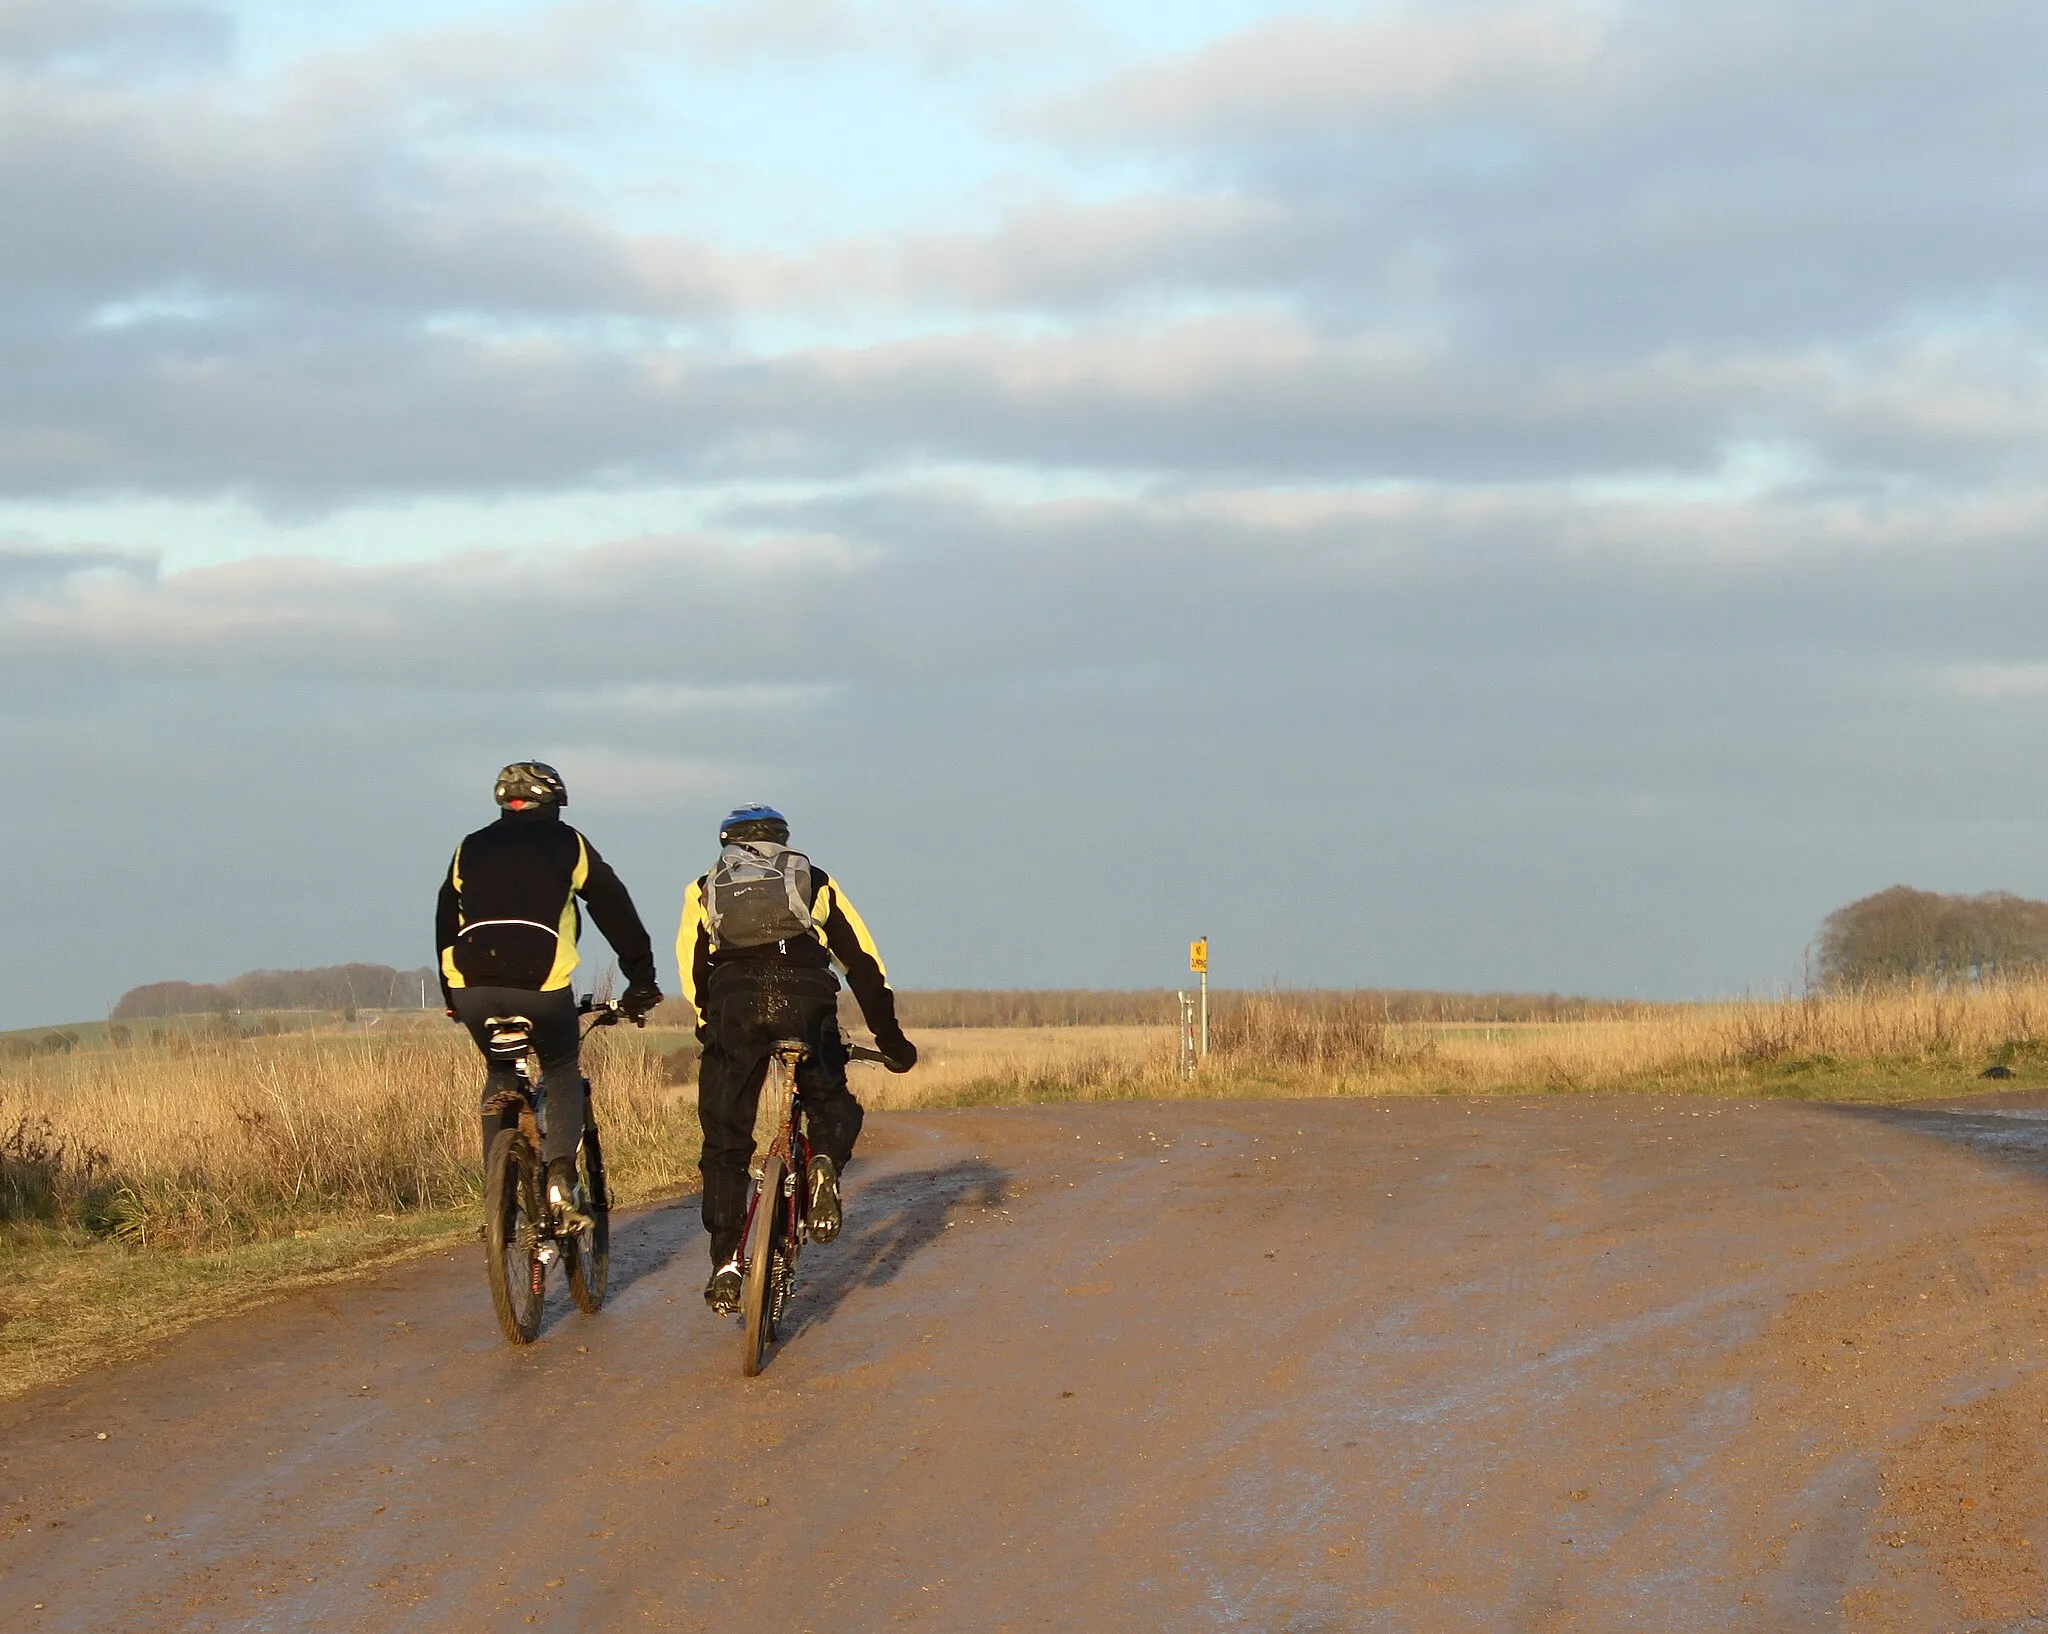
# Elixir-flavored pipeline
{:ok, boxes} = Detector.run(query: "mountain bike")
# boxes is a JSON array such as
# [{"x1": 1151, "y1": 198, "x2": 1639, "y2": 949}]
[
  {"x1": 738, "y1": 1039, "x2": 894, "y2": 1376},
  {"x1": 482, "y1": 997, "x2": 638, "y2": 1345}
]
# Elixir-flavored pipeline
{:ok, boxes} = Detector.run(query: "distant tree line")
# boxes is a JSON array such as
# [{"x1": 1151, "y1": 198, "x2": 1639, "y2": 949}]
[
  {"x1": 113, "y1": 971, "x2": 1643, "y2": 1030},
  {"x1": 111, "y1": 964, "x2": 438, "y2": 1021},
  {"x1": 1816, "y1": 886, "x2": 2048, "y2": 987},
  {"x1": 0, "y1": 1028, "x2": 84, "y2": 1059}
]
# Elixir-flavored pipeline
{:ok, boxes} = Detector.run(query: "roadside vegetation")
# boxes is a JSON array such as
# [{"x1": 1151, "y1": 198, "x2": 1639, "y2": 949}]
[
  {"x1": 5, "y1": 976, "x2": 2045, "y2": 1399},
  {"x1": 860, "y1": 978, "x2": 2048, "y2": 1108},
  {"x1": 872, "y1": 987, "x2": 1657, "y2": 1029},
  {"x1": 0, "y1": 1021, "x2": 698, "y2": 1397}
]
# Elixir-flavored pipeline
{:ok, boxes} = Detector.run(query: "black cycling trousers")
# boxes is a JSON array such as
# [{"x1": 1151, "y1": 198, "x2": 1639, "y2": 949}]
[
  {"x1": 697, "y1": 963, "x2": 865, "y2": 1265},
  {"x1": 451, "y1": 984, "x2": 586, "y2": 1167}
]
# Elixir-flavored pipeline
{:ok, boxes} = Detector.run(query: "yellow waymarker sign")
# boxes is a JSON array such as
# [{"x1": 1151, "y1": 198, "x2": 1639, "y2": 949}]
[{"x1": 1189, "y1": 938, "x2": 1208, "y2": 973}]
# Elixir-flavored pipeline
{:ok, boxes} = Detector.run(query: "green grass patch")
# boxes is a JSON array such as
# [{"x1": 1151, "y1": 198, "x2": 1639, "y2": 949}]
[{"x1": 0, "y1": 1211, "x2": 474, "y2": 1400}]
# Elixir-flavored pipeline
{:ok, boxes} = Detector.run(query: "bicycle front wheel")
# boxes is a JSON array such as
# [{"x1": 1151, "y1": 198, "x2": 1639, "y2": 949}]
[
  {"x1": 739, "y1": 1155, "x2": 784, "y2": 1377},
  {"x1": 484, "y1": 1126, "x2": 545, "y2": 1344},
  {"x1": 567, "y1": 1124, "x2": 610, "y2": 1314}
]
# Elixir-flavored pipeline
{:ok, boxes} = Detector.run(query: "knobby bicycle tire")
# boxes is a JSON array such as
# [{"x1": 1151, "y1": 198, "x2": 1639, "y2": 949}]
[
  {"x1": 740, "y1": 1154, "x2": 784, "y2": 1377},
  {"x1": 484, "y1": 1126, "x2": 545, "y2": 1344},
  {"x1": 567, "y1": 1124, "x2": 610, "y2": 1314}
]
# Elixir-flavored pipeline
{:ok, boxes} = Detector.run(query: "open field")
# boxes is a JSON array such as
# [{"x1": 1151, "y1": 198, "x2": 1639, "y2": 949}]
[{"x1": 8, "y1": 978, "x2": 2048, "y2": 1400}]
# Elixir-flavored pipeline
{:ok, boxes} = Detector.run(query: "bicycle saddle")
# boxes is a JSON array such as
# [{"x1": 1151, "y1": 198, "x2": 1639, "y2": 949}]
[{"x1": 484, "y1": 1015, "x2": 535, "y2": 1057}]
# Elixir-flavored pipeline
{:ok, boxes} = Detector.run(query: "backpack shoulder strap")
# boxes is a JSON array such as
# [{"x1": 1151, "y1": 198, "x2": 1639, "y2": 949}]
[
  {"x1": 780, "y1": 849, "x2": 813, "y2": 925},
  {"x1": 703, "y1": 850, "x2": 725, "y2": 926}
]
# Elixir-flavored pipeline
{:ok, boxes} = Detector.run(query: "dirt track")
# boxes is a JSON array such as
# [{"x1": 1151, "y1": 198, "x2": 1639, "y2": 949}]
[{"x1": 10, "y1": 1095, "x2": 2048, "y2": 1631}]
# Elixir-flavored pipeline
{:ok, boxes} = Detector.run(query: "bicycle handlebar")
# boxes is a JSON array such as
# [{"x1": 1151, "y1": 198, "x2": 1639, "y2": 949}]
[{"x1": 577, "y1": 996, "x2": 646, "y2": 1033}]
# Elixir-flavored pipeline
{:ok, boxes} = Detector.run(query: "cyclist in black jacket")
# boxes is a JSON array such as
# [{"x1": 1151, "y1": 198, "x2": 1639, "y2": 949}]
[
  {"x1": 677, "y1": 804, "x2": 916, "y2": 1313},
  {"x1": 437, "y1": 762, "x2": 662, "y2": 1224}
]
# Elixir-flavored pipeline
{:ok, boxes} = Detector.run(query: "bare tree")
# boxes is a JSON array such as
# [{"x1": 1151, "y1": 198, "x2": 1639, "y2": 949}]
[{"x1": 1815, "y1": 886, "x2": 2048, "y2": 987}]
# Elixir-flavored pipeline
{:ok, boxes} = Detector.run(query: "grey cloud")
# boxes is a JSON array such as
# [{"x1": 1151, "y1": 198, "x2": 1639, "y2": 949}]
[
  {"x1": 11, "y1": 489, "x2": 2048, "y2": 1027},
  {"x1": 1061, "y1": 0, "x2": 2039, "y2": 152},
  {"x1": 0, "y1": 536, "x2": 150, "y2": 597},
  {"x1": 1040, "y1": 1, "x2": 2048, "y2": 351},
  {"x1": 11, "y1": 483, "x2": 2048, "y2": 687},
  {"x1": 1046, "y1": 0, "x2": 1608, "y2": 142},
  {"x1": 0, "y1": 0, "x2": 231, "y2": 77},
  {"x1": 9, "y1": 311, "x2": 2048, "y2": 502},
  {"x1": 2, "y1": 0, "x2": 2045, "y2": 509},
  {"x1": 0, "y1": 78, "x2": 739, "y2": 320}
]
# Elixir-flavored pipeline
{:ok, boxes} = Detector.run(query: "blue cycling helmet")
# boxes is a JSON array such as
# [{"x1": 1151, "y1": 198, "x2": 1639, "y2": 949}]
[{"x1": 719, "y1": 804, "x2": 788, "y2": 843}]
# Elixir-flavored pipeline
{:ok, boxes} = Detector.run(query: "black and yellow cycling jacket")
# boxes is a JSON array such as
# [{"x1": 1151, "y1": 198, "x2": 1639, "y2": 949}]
[
  {"x1": 676, "y1": 863, "x2": 906, "y2": 1050},
  {"x1": 436, "y1": 808, "x2": 657, "y2": 999}
]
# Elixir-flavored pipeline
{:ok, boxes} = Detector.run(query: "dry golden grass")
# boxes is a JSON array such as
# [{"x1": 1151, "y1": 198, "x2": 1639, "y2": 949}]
[
  {"x1": 1391, "y1": 977, "x2": 2048, "y2": 1095},
  {"x1": 852, "y1": 979, "x2": 2048, "y2": 1107},
  {"x1": 0, "y1": 1025, "x2": 701, "y2": 1397},
  {"x1": 850, "y1": 1025, "x2": 1177, "y2": 1109},
  {"x1": 0, "y1": 1026, "x2": 698, "y2": 1249}
]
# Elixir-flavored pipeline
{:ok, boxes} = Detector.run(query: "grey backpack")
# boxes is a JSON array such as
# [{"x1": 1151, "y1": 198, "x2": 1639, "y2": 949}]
[{"x1": 704, "y1": 841, "x2": 815, "y2": 948}]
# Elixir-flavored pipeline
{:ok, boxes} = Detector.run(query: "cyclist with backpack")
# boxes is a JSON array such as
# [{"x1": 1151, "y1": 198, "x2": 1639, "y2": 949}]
[
  {"x1": 679, "y1": 805, "x2": 917, "y2": 1313},
  {"x1": 437, "y1": 762, "x2": 663, "y2": 1226}
]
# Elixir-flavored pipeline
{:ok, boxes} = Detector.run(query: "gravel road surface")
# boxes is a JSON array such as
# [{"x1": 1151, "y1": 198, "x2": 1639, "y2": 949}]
[{"x1": 9, "y1": 1095, "x2": 2048, "y2": 1631}]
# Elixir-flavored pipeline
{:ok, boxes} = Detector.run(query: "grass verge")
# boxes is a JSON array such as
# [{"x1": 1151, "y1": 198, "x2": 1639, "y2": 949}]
[
  {"x1": 1, "y1": 1211, "x2": 473, "y2": 1400},
  {"x1": 0, "y1": 1024, "x2": 700, "y2": 1401}
]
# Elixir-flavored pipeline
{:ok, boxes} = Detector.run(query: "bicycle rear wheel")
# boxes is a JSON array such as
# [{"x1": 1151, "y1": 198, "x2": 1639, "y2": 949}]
[
  {"x1": 567, "y1": 1123, "x2": 610, "y2": 1314},
  {"x1": 740, "y1": 1155, "x2": 785, "y2": 1377},
  {"x1": 484, "y1": 1126, "x2": 545, "y2": 1344}
]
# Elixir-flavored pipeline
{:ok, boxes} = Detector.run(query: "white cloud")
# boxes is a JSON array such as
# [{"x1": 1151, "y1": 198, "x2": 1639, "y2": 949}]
[{"x1": 1049, "y1": 0, "x2": 1616, "y2": 142}]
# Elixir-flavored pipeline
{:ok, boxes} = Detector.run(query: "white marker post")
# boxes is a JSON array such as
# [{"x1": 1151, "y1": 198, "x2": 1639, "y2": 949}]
[{"x1": 1189, "y1": 937, "x2": 1209, "y2": 1059}]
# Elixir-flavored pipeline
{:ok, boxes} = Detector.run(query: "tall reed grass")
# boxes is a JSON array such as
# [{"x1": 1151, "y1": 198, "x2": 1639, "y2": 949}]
[
  {"x1": 1401, "y1": 977, "x2": 2048, "y2": 1093},
  {"x1": 858, "y1": 978, "x2": 2048, "y2": 1107},
  {"x1": 0, "y1": 1027, "x2": 698, "y2": 1249}
]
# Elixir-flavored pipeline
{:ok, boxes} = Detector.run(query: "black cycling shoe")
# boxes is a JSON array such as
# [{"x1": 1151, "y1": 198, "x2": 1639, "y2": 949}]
[
  {"x1": 704, "y1": 1258, "x2": 742, "y2": 1315},
  {"x1": 546, "y1": 1159, "x2": 592, "y2": 1231},
  {"x1": 806, "y1": 1155, "x2": 842, "y2": 1243}
]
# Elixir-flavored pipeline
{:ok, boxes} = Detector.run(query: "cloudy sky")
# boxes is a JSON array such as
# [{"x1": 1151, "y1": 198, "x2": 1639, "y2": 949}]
[{"x1": 6, "y1": 0, "x2": 2048, "y2": 1026}]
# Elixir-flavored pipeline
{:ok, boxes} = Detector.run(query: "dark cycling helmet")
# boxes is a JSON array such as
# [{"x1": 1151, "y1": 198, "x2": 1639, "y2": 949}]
[
  {"x1": 719, "y1": 803, "x2": 788, "y2": 843},
  {"x1": 496, "y1": 761, "x2": 568, "y2": 809}
]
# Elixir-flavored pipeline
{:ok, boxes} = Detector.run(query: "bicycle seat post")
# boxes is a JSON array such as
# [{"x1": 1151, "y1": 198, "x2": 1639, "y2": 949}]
[{"x1": 484, "y1": 1015, "x2": 541, "y2": 1132}]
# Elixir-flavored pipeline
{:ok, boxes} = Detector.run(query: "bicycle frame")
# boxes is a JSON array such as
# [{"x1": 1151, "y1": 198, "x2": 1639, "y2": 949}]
[
  {"x1": 735, "y1": 1038, "x2": 896, "y2": 1373},
  {"x1": 479, "y1": 998, "x2": 632, "y2": 1342},
  {"x1": 739, "y1": 1045, "x2": 814, "y2": 1271}
]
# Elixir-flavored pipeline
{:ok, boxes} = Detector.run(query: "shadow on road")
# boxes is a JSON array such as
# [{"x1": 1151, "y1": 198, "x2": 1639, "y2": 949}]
[
  {"x1": 778, "y1": 1159, "x2": 1010, "y2": 1342},
  {"x1": 605, "y1": 1197, "x2": 702, "y2": 1299},
  {"x1": 535, "y1": 1195, "x2": 699, "y2": 1337}
]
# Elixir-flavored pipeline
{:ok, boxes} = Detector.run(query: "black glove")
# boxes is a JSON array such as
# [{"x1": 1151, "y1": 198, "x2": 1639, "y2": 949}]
[
  {"x1": 621, "y1": 980, "x2": 663, "y2": 1021},
  {"x1": 879, "y1": 1036, "x2": 918, "y2": 1074}
]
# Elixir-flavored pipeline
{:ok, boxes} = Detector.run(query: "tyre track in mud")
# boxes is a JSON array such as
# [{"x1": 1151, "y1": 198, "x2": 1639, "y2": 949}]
[{"x1": 8, "y1": 1096, "x2": 2048, "y2": 1631}]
